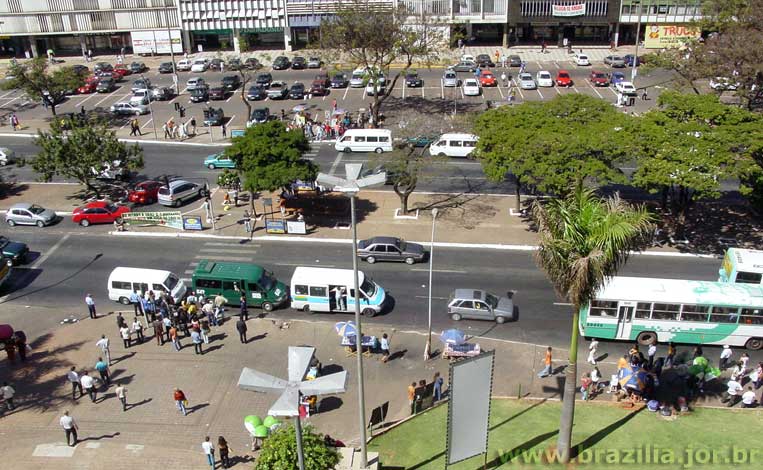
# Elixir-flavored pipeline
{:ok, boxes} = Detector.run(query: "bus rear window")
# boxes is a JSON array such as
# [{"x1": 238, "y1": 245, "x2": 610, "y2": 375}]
[{"x1": 735, "y1": 271, "x2": 762, "y2": 284}]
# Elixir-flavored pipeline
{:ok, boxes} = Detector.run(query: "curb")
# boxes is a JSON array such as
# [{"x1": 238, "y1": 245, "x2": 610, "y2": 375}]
[{"x1": 0, "y1": 132, "x2": 231, "y2": 147}]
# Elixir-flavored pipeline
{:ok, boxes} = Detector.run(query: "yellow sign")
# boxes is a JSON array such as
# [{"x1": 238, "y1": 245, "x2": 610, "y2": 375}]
[{"x1": 644, "y1": 24, "x2": 700, "y2": 49}]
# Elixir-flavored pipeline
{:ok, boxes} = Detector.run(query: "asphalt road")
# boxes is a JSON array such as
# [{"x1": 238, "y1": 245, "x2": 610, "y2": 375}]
[{"x1": 1, "y1": 228, "x2": 749, "y2": 364}]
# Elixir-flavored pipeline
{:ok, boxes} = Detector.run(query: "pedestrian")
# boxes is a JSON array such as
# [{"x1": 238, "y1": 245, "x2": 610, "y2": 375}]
[
  {"x1": 192, "y1": 328, "x2": 204, "y2": 354},
  {"x1": 753, "y1": 362, "x2": 763, "y2": 389},
  {"x1": 587, "y1": 339, "x2": 599, "y2": 365},
  {"x1": 87, "y1": 49, "x2": 92, "y2": 61},
  {"x1": 190, "y1": 116, "x2": 197, "y2": 135},
  {"x1": 433, "y1": 372, "x2": 444, "y2": 401},
  {"x1": 221, "y1": 122, "x2": 227, "y2": 138},
  {"x1": 236, "y1": 317, "x2": 248, "y2": 344},
  {"x1": 380, "y1": 333, "x2": 390, "y2": 363},
  {"x1": 581, "y1": 373, "x2": 592, "y2": 401},
  {"x1": 509, "y1": 87, "x2": 516, "y2": 104},
  {"x1": 153, "y1": 318, "x2": 165, "y2": 345},
  {"x1": 200, "y1": 317, "x2": 211, "y2": 344},
  {"x1": 67, "y1": 367, "x2": 83, "y2": 399},
  {"x1": 641, "y1": 88, "x2": 648, "y2": 101},
  {"x1": 414, "y1": 379, "x2": 426, "y2": 413},
  {"x1": 96, "y1": 334, "x2": 111, "y2": 365},
  {"x1": 115, "y1": 382, "x2": 127, "y2": 411},
  {"x1": 538, "y1": 346, "x2": 553, "y2": 378},
  {"x1": 129, "y1": 118, "x2": 140, "y2": 136},
  {"x1": 202, "y1": 436, "x2": 215, "y2": 469},
  {"x1": 721, "y1": 378, "x2": 743, "y2": 407},
  {"x1": 163, "y1": 316, "x2": 172, "y2": 342},
  {"x1": 494, "y1": 49, "x2": 500, "y2": 65},
  {"x1": 218, "y1": 436, "x2": 231, "y2": 468},
  {"x1": 129, "y1": 289, "x2": 143, "y2": 315},
  {"x1": 647, "y1": 339, "x2": 657, "y2": 369},
  {"x1": 94, "y1": 357, "x2": 110, "y2": 387},
  {"x1": 163, "y1": 122, "x2": 170, "y2": 139},
  {"x1": 80, "y1": 371, "x2": 96, "y2": 402},
  {"x1": 10, "y1": 113, "x2": 19, "y2": 131},
  {"x1": 500, "y1": 71, "x2": 507, "y2": 87},
  {"x1": 120, "y1": 325, "x2": 131, "y2": 348},
  {"x1": 214, "y1": 293, "x2": 228, "y2": 323},
  {"x1": 170, "y1": 325, "x2": 181, "y2": 351},
  {"x1": 1, "y1": 382, "x2": 15, "y2": 410},
  {"x1": 14, "y1": 331, "x2": 27, "y2": 362},
  {"x1": 174, "y1": 388, "x2": 187, "y2": 416},
  {"x1": 407, "y1": 382, "x2": 416, "y2": 415},
  {"x1": 692, "y1": 345, "x2": 703, "y2": 359},
  {"x1": 719, "y1": 345, "x2": 733, "y2": 370},
  {"x1": 60, "y1": 411, "x2": 78, "y2": 446},
  {"x1": 116, "y1": 312, "x2": 127, "y2": 330},
  {"x1": 730, "y1": 361, "x2": 744, "y2": 382},
  {"x1": 742, "y1": 387, "x2": 757, "y2": 408},
  {"x1": 85, "y1": 293, "x2": 97, "y2": 318},
  {"x1": 133, "y1": 317, "x2": 144, "y2": 343},
  {"x1": 740, "y1": 352, "x2": 751, "y2": 375},
  {"x1": 665, "y1": 342, "x2": 676, "y2": 368},
  {"x1": 239, "y1": 293, "x2": 249, "y2": 320},
  {"x1": 541, "y1": 40, "x2": 547, "y2": 53}
]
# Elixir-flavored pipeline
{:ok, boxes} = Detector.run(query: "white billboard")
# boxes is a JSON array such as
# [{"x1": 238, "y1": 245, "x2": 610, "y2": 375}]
[{"x1": 131, "y1": 30, "x2": 182, "y2": 54}]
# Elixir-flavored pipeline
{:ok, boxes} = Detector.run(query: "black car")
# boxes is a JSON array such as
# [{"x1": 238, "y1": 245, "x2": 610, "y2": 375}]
[
  {"x1": 244, "y1": 57, "x2": 260, "y2": 70},
  {"x1": 221, "y1": 75, "x2": 241, "y2": 90},
  {"x1": 291, "y1": 57, "x2": 307, "y2": 70},
  {"x1": 70, "y1": 64, "x2": 89, "y2": 76},
  {"x1": 508, "y1": 55, "x2": 522, "y2": 67},
  {"x1": 249, "y1": 107, "x2": 270, "y2": 124},
  {"x1": 256, "y1": 73, "x2": 273, "y2": 87},
  {"x1": 130, "y1": 62, "x2": 146, "y2": 73},
  {"x1": 209, "y1": 86, "x2": 227, "y2": 100},
  {"x1": 158, "y1": 62, "x2": 174, "y2": 73},
  {"x1": 475, "y1": 54, "x2": 495, "y2": 68},
  {"x1": 227, "y1": 58, "x2": 242, "y2": 71},
  {"x1": 405, "y1": 71, "x2": 423, "y2": 87},
  {"x1": 272, "y1": 56, "x2": 290, "y2": 70},
  {"x1": 96, "y1": 78, "x2": 115, "y2": 93},
  {"x1": 357, "y1": 236, "x2": 425, "y2": 265},
  {"x1": 246, "y1": 85, "x2": 266, "y2": 101},
  {"x1": 289, "y1": 82, "x2": 306, "y2": 99},
  {"x1": 209, "y1": 58, "x2": 223, "y2": 71},
  {"x1": 94, "y1": 62, "x2": 113, "y2": 73},
  {"x1": 203, "y1": 107, "x2": 225, "y2": 126},
  {"x1": 0, "y1": 235, "x2": 29, "y2": 267},
  {"x1": 190, "y1": 87, "x2": 209, "y2": 103},
  {"x1": 331, "y1": 73, "x2": 349, "y2": 88}
]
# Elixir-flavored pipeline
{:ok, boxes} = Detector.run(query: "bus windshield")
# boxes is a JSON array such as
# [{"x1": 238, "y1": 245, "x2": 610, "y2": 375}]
[
  {"x1": 360, "y1": 278, "x2": 376, "y2": 298},
  {"x1": 165, "y1": 274, "x2": 179, "y2": 291}
]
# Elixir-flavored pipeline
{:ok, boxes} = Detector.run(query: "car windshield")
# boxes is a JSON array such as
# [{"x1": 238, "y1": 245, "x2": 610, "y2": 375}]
[
  {"x1": 0, "y1": 236, "x2": 8, "y2": 245},
  {"x1": 485, "y1": 293, "x2": 499, "y2": 309},
  {"x1": 165, "y1": 274, "x2": 179, "y2": 291},
  {"x1": 105, "y1": 203, "x2": 118, "y2": 213},
  {"x1": 260, "y1": 272, "x2": 276, "y2": 291},
  {"x1": 28, "y1": 204, "x2": 46, "y2": 214},
  {"x1": 559, "y1": 73, "x2": 569, "y2": 78},
  {"x1": 594, "y1": 73, "x2": 606, "y2": 78},
  {"x1": 360, "y1": 278, "x2": 376, "y2": 298}
]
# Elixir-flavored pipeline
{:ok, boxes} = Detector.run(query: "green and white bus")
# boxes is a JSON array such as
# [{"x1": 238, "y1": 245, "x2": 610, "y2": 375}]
[
  {"x1": 718, "y1": 248, "x2": 763, "y2": 285},
  {"x1": 579, "y1": 276, "x2": 763, "y2": 350}
]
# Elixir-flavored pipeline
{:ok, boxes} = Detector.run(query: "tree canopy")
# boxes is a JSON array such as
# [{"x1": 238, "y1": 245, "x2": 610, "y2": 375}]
[
  {"x1": 474, "y1": 94, "x2": 630, "y2": 208},
  {"x1": 3, "y1": 58, "x2": 86, "y2": 115},
  {"x1": 255, "y1": 424, "x2": 339, "y2": 470}
]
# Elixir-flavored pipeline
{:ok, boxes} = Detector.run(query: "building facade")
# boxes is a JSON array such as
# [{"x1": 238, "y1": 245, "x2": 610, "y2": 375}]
[{"x1": 616, "y1": 0, "x2": 703, "y2": 47}]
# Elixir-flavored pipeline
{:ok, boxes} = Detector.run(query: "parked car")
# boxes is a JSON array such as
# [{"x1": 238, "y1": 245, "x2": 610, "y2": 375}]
[
  {"x1": 313, "y1": 72, "x2": 331, "y2": 88},
  {"x1": 5, "y1": 203, "x2": 57, "y2": 227},
  {"x1": 151, "y1": 86, "x2": 173, "y2": 101},
  {"x1": 157, "y1": 180, "x2": 203, "y2": 207},
  {"x1": 349, "y1": 68, "x2": 367, "y2": 87},
  {"x1": 209, "y1": 86, "x2": 227, "y2": 100},
  {"x1": 189, "y1": 87, "x2": 210, "y2": 103},
  {"x1": 158, "y1": 62, "x2": 174, "y2": 73},
  {"x1": 442, "y1": 70, "x2": 458, "y2": 87},
  {"x1": 365, "y1": 78, "x2": 386, "y2": 96},
  {"x1": 221, "y1": 75, "x2": 241, "y2": 90},
  {"x1": 202, "y1": 107, "x2": 225, "y2": 126},
  {"x1": 96, "y1": 78, "x2": 116, "y2": 93},
  {"x1": 518, "y1": 73, "x2": 536, "y2": 90},
  {"x1": 589, "y1": 70, "x2": 609, "y2": 86},
  {"x1": 291, "y1": 56, "x2": 307, "y2": 70},
  {"x1": 209, "y1": 58, "x2": 223, "y2": 71},
  {"x1": 131, "y1": 78, "x2": 151, "y2": 92},
  {"x1": 111, "y1": 102, "x2": 148, "y2": 115},
  {"x1": 73, "y1": 201, "x2": 130, "y2": 227},
  {"x1": 405, "y1": 134, "x2": 438, "y2": 147},
  {"x1": 509, "y1": 55, "x2": 522, "y2": 67},
  {"x1": 357, "y1": 236, "x2": 425, "y2": 264},
  {"x1": 244, "y1": 57, "x2": 260, "y2": 70},
  {"x1": 451, "y1": 61, "x2": 478, "y2": 72},
  {"x1": 267, "y1": 81, "x2": 289, "y2": 99},
  {"x1": 405, "y1": 71, "x2": 423, "y2": 87},
  {"x1": 307, "y1": 57, "x2": 322, "y2": 68},
  {"x1": 710, "y1": 77, "x2": 740, "y2": 91},
  {"x1": 186, "y1": 77, "x2": 206, "y2": 91},
  {"x1": 130, "y1": 62, "x2": 146, "y2": 73},
  {"x1": 204, "y1": 153, "x2": 237, "y2": 169},
  {"x1": 475, "y1": 54, "x2": 495, "y2": 68},
  {"x1": 272, "y1": 56, "x2": 291, "y2": 70},
  {"x1": 623, "y1": 54, "x2": 641, "y2": 67},
  {"x1": 0, "y1": 236, "x2": 29, "y2": 266},
  {"x1": 246, "y1": 85, "x2": 266, "y2": 101},
  {"x1": 447, "y1": 289, "x2": 515, "y2": 323},
  {"x1": 191, "y1": 58, "x2": 209, "y2": 72},
  {"x1": 127, "y1": 180, "x2": 163, "y2": 205},
  {"x1": 113, "y1": 64, "x2": 131, "y2": 78},
  {"x1": 248, "y1": 107, "x2": 270, "y2": 126},
  {"x1": 604, "y1": 55, "x2": 626, "y2": 67},
  {"x1": 256, "y1": 73, "x2": 273, "y2": 87},
  {"x1": 555, "y1": 70, "x2": 573, "y2": 87},
  {"x1": 309, "y1": 80, "x2": 329, "y2": 96},
  {"x1": 289, "y1": 82, "x2": 306, "y2": 99},
  {"x1": 615, "y1": 81, "x2": 637, "y2": 95},
  {"x1": 610, "y1": 71, "x2": 626, "y2": 86},
  {"x1": 70, "y1": 64, "x2": 89, "y2": 75},
  {"x1": 479, "y1": 71, "x2": 497, "y2": 87},
  {"x1": 0, "y1": 147, "x2": 16, "y2": 166},
  {"x1": 176, "y1": 59, "x2": 192, "y2": 71},
  {"x1": 129, "y1": 90, "x2": 151, "y2": 106},
  {"x1": 462, "y1": 78, "x2": 481, "y2": 96},
  {"x1": 331, "y1": 73, "x2": 349, "y2": 88},
  {"x1": 573, "y1": 53, "x2": 590, "y2": 66},
  {"x1": 227, "y1": 58, "x2": 242, "y2": 71},
  {"x1": 94, "y1": 62, "x2": 113, "y2": 73},
  {"x1": 536, "y1": 70, "x2": 553, "y2": 87},
  {"x1": 77, "y1": 81, "x2": 97, "y2": 94}
]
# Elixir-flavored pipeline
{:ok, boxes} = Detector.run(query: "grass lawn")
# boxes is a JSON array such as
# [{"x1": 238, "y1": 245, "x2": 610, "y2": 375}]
[{"x1": 368, "y1": 399, "x2": 763, "y2": 469}]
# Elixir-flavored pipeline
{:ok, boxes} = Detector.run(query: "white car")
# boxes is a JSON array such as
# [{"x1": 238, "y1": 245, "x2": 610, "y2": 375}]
[
  {"x1": 518, "y1": 73, "x2": 536, "y2": 90},
  {"x1": 709, "y1": 77, "x2": 740, "y2": 91},
  {"x1": 365, "y1": 77, "x2": 386, "y2": 96},
  {"x1": 615, "y1": 81, "x2": 637, "y2": 95},
  {"x1": 176, "y1": 59, "x2": 192, "y2": 71},
  {"x1": 110, "y1": 102, "x2": 149, "y2": 115},
  {"x1": 536, "y1": 71, "x2": 554, "y2": 87},
  {"x1": 0, "y1": 147, "x2": 16, "y2": 166},
  {"x1": 462, "y1": 78, "x2": 481, "y2": 96},
  {"x1": 573, "y1": 53, "x2": 590, "y2": 66},
  {"x1": 190, "y1": 59, "x2": 209, "y2": 73},
  {"x1": 460, "y1": 54, "x2": 475, "y2": 63},
  {"x1": 349, "y1": 67, "x2": 366, "y2": 88},
  {"x1": 186, "y1": 77, "x2": 206, "y2": 91},
  {"x1": 129, "y1": 89, "x2": 152, "y2": 106}
]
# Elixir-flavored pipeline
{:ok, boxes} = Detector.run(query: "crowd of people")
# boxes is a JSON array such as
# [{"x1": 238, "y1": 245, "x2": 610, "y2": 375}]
[
  {"x1": 407, "y1": 371, "x2": 445, "y2": 415},
  {"x1": 286, "y1": 108, "x2": 372, "y2": 142}
]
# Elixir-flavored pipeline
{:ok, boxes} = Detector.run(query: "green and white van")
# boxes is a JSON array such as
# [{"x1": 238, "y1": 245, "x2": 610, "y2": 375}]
[{"x1": 192, "y1": 260, "x2": 288, "y2": 312}]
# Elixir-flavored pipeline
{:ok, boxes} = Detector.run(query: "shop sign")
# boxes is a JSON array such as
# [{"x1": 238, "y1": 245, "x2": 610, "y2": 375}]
[
  {"x1": 130, "y1": 30, "x2": 182, "y2": 54},
  {"x1": 193, "y1": 29, "x2": 233, "y2": 35},
  {"x1": 552, "y1": 3, "x2": 586, "y2": 16},
  {"x1": 123, "y1": 211, "x2": 183, "y2": 230},
  {"x1": 183, "y1": 215, "x2": 203, "y2": 230},
  {"x1": 241, "y1": 27, "x2": 284, "y2": 33},
  {"x1": 286, "y1": 220, "x2": 307, "y2": 234},
  {"x1": 644, "y1": 24, "x2": 700, "y2": 49},
  {"x1": 230, "y1": 129, "x2": 246, "y2": 137},
  {"x1": 266, "y1": 220, "x2": 286, "y2": 234}
]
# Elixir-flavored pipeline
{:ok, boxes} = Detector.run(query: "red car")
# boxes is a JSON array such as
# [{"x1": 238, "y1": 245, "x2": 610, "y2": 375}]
[
  {"x1": 85, "y1": 75, "x2": 100, "y2": 85},
  {"x1": 97, "y1": 70, "x2": 121, "y2": 82},
  {"x1": 114, "y1": 64, "x2": 132, "y2": 77},
  {"x1": 309, "y1": 80, "x2": 329, "y2": 96},
  {"x1": 77, "y1": 82, "x2": 97, "y2": 94},
  {"x1": 556, "y1": 70, "x2": 573, "y2": 87},
  {"x1": 589, "y1": 70, "x2": 609, "y2": 87},
  {"x1": 128, "y1": 180, "x2": 163, "y2": 205},
  {"x1": 479, "y1": 71, "x2": 497, "y2": 87},
  {"x1": 72, "y1": 201, "x2": 130, "y2": 227}
]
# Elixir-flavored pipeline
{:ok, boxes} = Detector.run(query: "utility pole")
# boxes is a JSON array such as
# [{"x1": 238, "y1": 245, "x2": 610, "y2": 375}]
[{"x1": 426, "y1": 208, "x2": 439, "y2": 360}]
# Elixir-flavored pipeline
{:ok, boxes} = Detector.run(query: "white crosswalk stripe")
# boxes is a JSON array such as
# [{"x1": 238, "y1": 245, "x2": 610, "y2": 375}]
[
  {"x1": 194, "y1": 255, "x2": 254, "y2": 261},
  {"x1": 199, "y1": 248, "x2": 257, "y2": 254}
]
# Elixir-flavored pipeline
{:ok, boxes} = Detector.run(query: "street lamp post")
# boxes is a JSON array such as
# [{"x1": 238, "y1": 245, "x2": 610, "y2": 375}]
[
  {"x1": 425, "y1": 208, "x2": 439, "y2": 360},
  {"x1": 141, "y1": 74, "x2": 158, "y2": 139},
  {"x1": 631, "y1": 0, "x2": 642, "y2": 84},
  {"x1": 164, "y1": 8, "x2": 179, "y2": 95}
]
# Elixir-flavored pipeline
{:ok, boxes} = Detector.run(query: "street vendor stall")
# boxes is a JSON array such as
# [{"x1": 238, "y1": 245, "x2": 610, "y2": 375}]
[{"x1": 439, "y1": 329, "x2": 481, "y2": 359}]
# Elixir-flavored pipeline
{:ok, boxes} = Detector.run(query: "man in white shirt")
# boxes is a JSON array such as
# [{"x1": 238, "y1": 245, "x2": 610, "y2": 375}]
[
  {"x1": 587, "y1": 339, "x2": 599, "y2": 365},
  {"x1": 120, "y1": 326, "x2": 131, "y2": 348},
  {"x1": 201, "y1": 436, "x2": 215, "y2": 469},
  {"x1": 67, "y1": 367, "x2": 82, "y2": 399},
  {"x1": 1, "y1": 382, "x2": 15, "y2": 410},
  {"x1": 742, "y1": 387, "x2": 757, "y2": 408},
  {"x1": 85, "y1": 293, "x2": 97, "y2": 319},
  {"x1": 719, "y1": 345, "x2": 733, "y2": 370},
  {"x1": 722, "y1": 379, "x2": 743, "y2": 407},
  {"x1": 60, "y1": 411, "x2": 78, "y2": 446},
  {"x1": 647, "y1": 341, "x2": 657, "y2": 369},
  {"x1": 115, "y1": 382, "x2": 127, "y2": 412},
  {"x1": 96, "y1": 335, "x2": 111, "y2": 365},
  {"x1": 80, "y1": 371, "x2": 96, "y2": 403}
]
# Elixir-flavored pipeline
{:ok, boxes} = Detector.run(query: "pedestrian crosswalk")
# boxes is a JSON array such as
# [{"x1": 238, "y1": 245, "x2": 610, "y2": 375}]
[
  {"x1": 303, "y1": 144, "x2": 321, "y2": 161},
  {"x1": 179, "y1": 241, "x2": 261, "y2": 283}
]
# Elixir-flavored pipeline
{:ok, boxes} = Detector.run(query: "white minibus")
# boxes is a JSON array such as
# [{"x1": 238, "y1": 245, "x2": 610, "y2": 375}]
[
  {"x1": 334, "y1": 129, "x2": 393, "y2": 154},
  {"x1": 107, "y1": 267, "x2": 187, "y2": 305},
  {"x1": 290, "y1": 267, "x2": 386, "y2": 316},
  {"x1": 428, "y1": 133, "x2": 479, "y2": 158}
]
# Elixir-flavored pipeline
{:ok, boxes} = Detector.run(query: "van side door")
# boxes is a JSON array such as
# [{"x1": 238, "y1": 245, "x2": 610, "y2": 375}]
[{"x1": 247, "y1": 281, "x2": 264, "y2": 306}]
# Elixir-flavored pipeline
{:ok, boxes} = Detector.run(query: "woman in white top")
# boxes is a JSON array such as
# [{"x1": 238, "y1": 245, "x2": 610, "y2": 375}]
[
  {"x1": 587, "y1": 340, "x2": 599, "y2": 365},
  {"x1": 120, "y1": 326, "x2": 131, "y2": 348}
]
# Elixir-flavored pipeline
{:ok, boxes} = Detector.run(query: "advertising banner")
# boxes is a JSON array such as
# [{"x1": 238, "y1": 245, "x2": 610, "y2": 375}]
[
  {"x1": 286, "y1": 220, "x2": 307, "y2": 234},
  {"x1": 266, "y1": 220, "x2": 286, "y2": 234},
  {"x1": 123, "y1": 211, "x2": 183, "y2": 230},
  {"x1": 644, "y1": 24, "x2": 700, "y2": 49},
  {"x1": 131, "y1": 30, "x2": 182, "y2": 54},
  {"x1": 183, "y1": 215, "x2": 203, "y2": 230},
  {"x1": 552, "y1": 3, "x2": 586, "y2": 16}
]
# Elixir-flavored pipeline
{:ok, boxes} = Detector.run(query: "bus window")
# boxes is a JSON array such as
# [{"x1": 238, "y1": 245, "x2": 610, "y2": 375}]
[
  {"x1": 635, "y1": 302, "x2": 651, "y2": 319},
  {"x1": 710, "y1": 306, "x2": 740, "y2": 323},
  {"x1": 680, "y1": 304, "x2": 708, "y2": 322},
  {"x1": 309, "y1": 286, "x2": 327, "y2": 297},
  {"x1": 652, "y1": 303, "x2": 681, "y2": 320},
  {"x1": 294, "y1": 285, "x2": 308, "y2": 295},
  {"x1": 248, "y1": 283, "x2": 263, "y2": 293},
  {"x1": 197, "y1": 279, "x2": 222, "y2": 289},
  {"x1": 741, "y1": 308, "x2": 763, "y2": 325},
  {"x1": 736, "y1": 271, "x2": 762, "y2": 284},
  {"x1": 589, "y1": 300, "x2": 617, "y2": 317},
  {"x1": 223, "y1": 281, "x2": 236, "y2": 291}
]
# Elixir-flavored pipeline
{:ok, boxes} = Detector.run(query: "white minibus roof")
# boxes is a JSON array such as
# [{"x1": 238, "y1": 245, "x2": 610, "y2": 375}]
[
  {"x1": 291, "y1": 267, "x2": 365, "y2": 286},
  {"x1": 436, "y1": 133, "x2": 478, "y2": 141},
  {"x1": 108, "y1": 267, "x2": 174, "y2": 283},
  {"x1": 728, "y1": 248, "x2": 763, "y2": 273},
  {"x1": 340, "y1": 128, "x2": 391, "y2": 137}
]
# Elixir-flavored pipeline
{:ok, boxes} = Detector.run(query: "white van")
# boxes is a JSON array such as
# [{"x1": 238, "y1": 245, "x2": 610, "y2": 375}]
[
  {"x1": 335, "y1": 129, "x2": 393, "y2": 154},
  {"x1": 107, "y1": 267, "x2": 187, "y2": 305},
  {"x1": 428, "y1": 133, "x2": 479, "y2": 158},
  {"x1": 290, "y1": 267, "x2": 386, "y2": 317}
]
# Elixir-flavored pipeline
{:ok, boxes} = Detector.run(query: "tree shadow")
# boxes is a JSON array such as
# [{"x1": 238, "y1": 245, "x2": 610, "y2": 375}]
[
  {"x1": 571, "y1": 406, "x2": 645, "y2": 459},
  {"x1": 483, "y1": 429, "x2": 559, "y2": 468},
  {"x1": 489, "y1": 399, "x2": 547, "y2": 431},
  {"x1": 0, "y1": 182, "x2": 29, "y2": 198},
  {"x1": 541, "y1": 375, "x2": 566, "y2": 399}
]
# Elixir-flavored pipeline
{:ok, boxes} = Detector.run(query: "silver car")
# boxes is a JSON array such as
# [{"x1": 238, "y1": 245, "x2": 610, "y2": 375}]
[
  {"x1": 157, "y1": 180, "x2": 203, "y2": 207},
  {"x1": 604, "y1": 55, "x2": 626, "y2": 68},
  {"x1": 186, "y1": 77, "x2": 206, "y2": 91},
  {"x1": 518, "y1": 73, "x2": 537, "y2": 90},
  {"x1": 447, "y1": 289, "x2": 515, "y2": 323},
  {"x1": 442, "y1": 70, "x2": 458, "y2": 87},
  {"x1": 5, "y1": 203, "x2": 57, "y2": 227}
]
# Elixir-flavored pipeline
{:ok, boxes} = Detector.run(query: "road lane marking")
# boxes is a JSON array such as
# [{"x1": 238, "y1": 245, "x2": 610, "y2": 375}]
[
  {"x1": 328, "y1": 152, "x2": 343, "y2": 175},
  {"x1": 411, "y1": 268, "x2": 468, "y2": 274},
  {"x1": 588, "y1": 83, "x2": 604, "y2": 98},
  {"x1": 31, "y1": 233, "x2": 70, "y2": 269},
  {"x1": 554, "y1": 86, "x2": 561, "y2": 95},
  {"x1": 497, "y1": 84, "x2": 504, "y2": 99},
  {"x1": 92, "y1": 89, "x2": 120, "y2": 107},
  {"x1": 193, "y1": 255, "x2": 253, "y2": 261},
  {"x1": 414, "y1": 295, "x2": 449, "y2": 300},
  {"x1": 204, "y1": 242, "x2": 261, "y2": 247},
  {"x1": 275, "y1": 262, "x2": 336, "y2": 267},
  {"x1": 199, "y1": 248, "x2": 257, "y2": 254},
  {"x1": 227, "y1": 114, "x2": 236, "y2": 128},
  {"x1": 342, "y1": 86, "x2": 350, "y2": 100},
  {"x1": 536, "y1": 89, "x2": 543, "y2": 98},
  {"x1": 0, "y1": 90, "x2": 16, "y2": 99},
  {"x1": 553, "y1": 302, "x2": 573, "y2": 306},
  {"x1": 140, "y1": 118, "x2": 153, "y2": 129}
]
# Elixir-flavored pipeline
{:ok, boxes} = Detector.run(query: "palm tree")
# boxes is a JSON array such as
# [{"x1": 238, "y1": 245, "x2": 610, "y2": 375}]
[{"x1": 532, "y1": 183, "x2": 654, "y2": 463}]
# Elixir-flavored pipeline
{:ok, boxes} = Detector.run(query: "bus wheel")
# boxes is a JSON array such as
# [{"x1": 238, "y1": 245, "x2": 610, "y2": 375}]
[
  {"x1": 302, "y1": 305, "x2": 311, "y2": 313},
  {"x1": 362, "y1": 308, "x2": 376, "y2": 317},
  {"x1": 637, "y1": 331, "x2": 657, "y2": 346},
  {"x1": 746, "y1": 338, "x2": 763, "y2": 350},
  {"x1": 262, "y1": 302, "x2": 273, "y2": 312}
]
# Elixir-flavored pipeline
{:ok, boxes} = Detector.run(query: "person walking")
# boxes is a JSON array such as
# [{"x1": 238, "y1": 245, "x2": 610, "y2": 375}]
[
  {"x1": 120, "y1": 325, "x2": 131, "y2": 349},
  {"x1": 115, "y1": 382, "x2": 127, "y2": 411},
  {"x1": 587, "y1": 339, "x2": 599, "y2": 365},
  {"x1": 174, "y1": 388, "x2": 187, "y2": 416},
  {"x1": 665, "y1": 342, "x2": 676, "y2": 368},
  {"x1": 60, "y1": 411, "x2": 78, "y2": 447},
  {"x1": 67, "y1": 367, "x2": 83, "y2": 399},
  {"x1": 129, "y1": 118, "x2": 140, "y2": 136},
  {"x1": 200, "y1": 318, "x2": 211, "y2": 344},
  {"x1": 500, "y1": 71, "x2": 507, "y2": 87},
  {"x1": 202, "y1": 436, "x2": 215, "y2": 469},
  {"x1": 80, "y1": 371, "x2": 96, "y2": 402},
  {"x1": 96, "y1": 335, "x2": 111, "y2": 366},
  {"x1": 236, "y1": 317, "x2": 248, "y2": 344},
  {"x1": 162, "y1": 316, "x2": 172, "y2": 342},
  {"x1": 14, "y1": 331, "x2": 27, "y2": 362},
  {"x1": 221, "y1": 122, "x2": 227, "y2": 138},
  {"x1": 1, "y1": 382, "x2": 15, "y2": 410},
  {"x1": 538, "y1": 346, "x2": 553, "y2": 378},
  {"x1": 85, "y1": 293, "x2": 97, "y2": 319},
  {"x1": 581, "y1": 373, "x2": 592, "y2": 401},
  {"x1": 647, "y1": 339, "x2": 657, "y2": 369},
  {"x1": 132, "y1": 317, "x2": 144, "y2": 343},
  {"x1": 153, "y1": 318, "x2": 165, "y2": 345},
  {"x1": 218, "y1": 436, "x2": 231, "y2": 468},
  {"x1": 407, "y1": 382, "x2": 416, "y2": 415},
  {"x1": 242, "y1": 210, "x2": 253, "y2": 241},
  {"x1": 192, "y1": 328, "x2": 204, "y2": 354},
  {"x1": 10, "y1": 113, "x2": 19, "y2": 131},
  {"x1": 720, "y1": 345, "x2": 733, "y2": 370},
  {"x1": 190, "y1": 116, "x2": 197, "y2": 135},
  {"x1": 170, "y1": 325, "x2": 181, "y2": 351},
  {"x1": 94, "y1": 357, "x2": 110, "y2": 387},
  {"x1": 380, "y1": 333, "x2": 390, "y2": 363},
  {"x1": 213, "y1": 293, "x2": 228, "y2": 323},
  {"x1": 433, "y1": 372, "x2": 444, "y2": 401},
  {"x1": 129, "y1": 290, "x2": 143, "y2": 315},
  {"x1": 239, "y1": 294, "x2": 249, "y2": 321},
  {"x1": 641, "y1": 88, "x2": 648, "y2": 101},
  {"x1": 414, "y1": 380, "x2": 426, "y2": 413}
]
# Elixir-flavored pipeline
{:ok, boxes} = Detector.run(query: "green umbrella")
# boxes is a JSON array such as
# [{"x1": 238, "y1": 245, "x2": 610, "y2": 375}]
[
  {"x1": 263, "y1": 416, "x2": 279, "y2": 428},
  {"x1": 244, "y1": 415, "x2": 262, "y2": 434},
  {"x1": 253, "y1": 424, "x2": 269, "y2": 438}
]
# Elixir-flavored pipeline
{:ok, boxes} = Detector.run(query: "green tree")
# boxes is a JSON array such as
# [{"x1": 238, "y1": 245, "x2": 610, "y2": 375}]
[
  {"x1": 33, "y1": 118, "x2": 144, "y2": 198},
  {"x1": 224, "y1": 120, "x2": 317, "y2": 211},
  {"x1": 631, "y1": 91, "x2": 762, "y2": 228},
  {"x1": 256, "y1": 424, "x2": 339, "y2": 470},
  {"x1": 2, "y1": 58, "x2": 86, "y2": 116},
  {"x1": 474, "y1": 94, "x2": 630, "y2": 210},
  {"x1": 532, "y1": 183, "x2": 654, "y2": 463}
]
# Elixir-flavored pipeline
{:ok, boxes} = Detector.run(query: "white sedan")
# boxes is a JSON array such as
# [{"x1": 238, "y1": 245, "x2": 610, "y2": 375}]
[
  {"x1": 536, "y1": 71, "x2": 554, "y2": 87},
  {"x1": 110, "y1": 102, "x2": 149, "y2": 116},
  {"x1": 615, "y1": 81, "x2": 637, "y2": 95},
  {"x1": 518, "y1": 73, "x2": 537, "y2": 90},
  {"x1": 190, "y1": 59, "x2": 208, "y2": 72},
  {"x1": 574, "y1": 53, "x2": 590, "y2": 66},
  {"x1": 462, "y1": 78, "x2": 481, "y2": 96}
]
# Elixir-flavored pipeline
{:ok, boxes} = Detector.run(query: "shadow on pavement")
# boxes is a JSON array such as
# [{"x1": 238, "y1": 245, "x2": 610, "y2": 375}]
[{"x1": 571, "y1": 406, "x2": 644, "y2": 459}]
